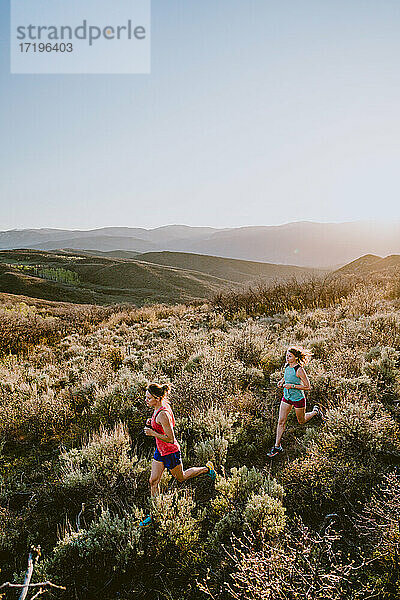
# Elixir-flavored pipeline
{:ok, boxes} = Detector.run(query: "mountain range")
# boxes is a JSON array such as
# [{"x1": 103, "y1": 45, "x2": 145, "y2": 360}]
[{"x1": 1, "y1": 221, "x2": 399, "y2": 268}]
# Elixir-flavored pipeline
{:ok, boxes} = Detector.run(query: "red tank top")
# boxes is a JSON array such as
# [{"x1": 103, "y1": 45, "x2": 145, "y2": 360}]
[{"x1": 150, "y1": 403, "x2": 180, "y2": 456}]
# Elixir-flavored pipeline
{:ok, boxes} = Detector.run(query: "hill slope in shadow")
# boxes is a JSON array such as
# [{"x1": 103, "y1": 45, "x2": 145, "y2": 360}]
[
  {"x1": 0, "y1": 249, "x2": 319, "y2": 306},
  {"x1": 136, "y1": 251, "x2": 322, "y2": 283},
  {"x1": 0, "y1": 249, "x2": 239, "y2": 305}
]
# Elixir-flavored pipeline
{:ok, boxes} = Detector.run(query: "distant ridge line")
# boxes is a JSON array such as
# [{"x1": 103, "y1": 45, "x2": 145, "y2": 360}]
[{"x1": 0, "y1": 221, "x2": 399, "y2": 268}]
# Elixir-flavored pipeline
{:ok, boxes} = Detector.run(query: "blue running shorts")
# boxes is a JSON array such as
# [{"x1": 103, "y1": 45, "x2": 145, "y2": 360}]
[{"x1": 153, "y1": 448, "x2": 182, "y2": 471}]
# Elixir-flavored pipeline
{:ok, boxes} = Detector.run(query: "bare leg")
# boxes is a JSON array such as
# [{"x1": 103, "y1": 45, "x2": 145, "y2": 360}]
[
  {"x1": 275, "y1": 401, "x2": 292, "y2": 446},
  {"x1": 169, "y1": 463, "x2": 208, "y2": 483},
  {"x1": 149, "y1": 459, "x2": 165, "y2": 496},
  {"x1": 295, "y1": 406, "x2": 318, "y2": 425}
]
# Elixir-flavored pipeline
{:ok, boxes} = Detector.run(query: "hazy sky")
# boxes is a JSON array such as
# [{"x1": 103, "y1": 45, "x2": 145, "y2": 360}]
[{"x1": 1, "y1": 0, "x2": 399, "y2": 230}]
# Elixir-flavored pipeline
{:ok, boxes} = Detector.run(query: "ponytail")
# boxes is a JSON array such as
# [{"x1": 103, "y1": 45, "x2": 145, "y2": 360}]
[
  {"x1": 147, "y1": 382, "x2": 171, "y2": 400},
  {"x1": 287, "y1": 346, "x2": 313, "y2": 366}
]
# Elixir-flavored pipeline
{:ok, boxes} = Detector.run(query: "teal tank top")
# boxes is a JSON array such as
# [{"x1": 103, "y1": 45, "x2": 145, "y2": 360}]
[{"x1": 283, "y1": 365, "x2": 305, "y2": 402}]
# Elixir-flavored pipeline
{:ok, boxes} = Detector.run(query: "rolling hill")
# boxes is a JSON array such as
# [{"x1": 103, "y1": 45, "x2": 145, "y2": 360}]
[
  {"x1": 0, "y1": 250, "x2": 237, "y2": 305},
  {"x1": 136, "y1": 251, "x2": 321, "y2": 283},
  {"x1": 0, "y1": 249, "x2": 318, "y2": 306},
  {"x1": 336, "y1": 254, "x2": 400, "y2": 275},
  {"x1": 1, "y1": 248, "x2": 395, "y2": 308}
]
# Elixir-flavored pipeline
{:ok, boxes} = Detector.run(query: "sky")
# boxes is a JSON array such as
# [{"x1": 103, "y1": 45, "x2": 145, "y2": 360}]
[{"x1": 0, "y1": 0, "x2": 400, "y2": 230}]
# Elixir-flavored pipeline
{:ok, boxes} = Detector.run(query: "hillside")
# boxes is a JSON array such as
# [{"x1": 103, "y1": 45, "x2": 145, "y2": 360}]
[
  {"x1": 0, "y1": 249, "x2": 237, "y2": 305},
  {"x1": 1, "y1": 248, "x2": 396, "y2": 308},
  {"x1": 0, "y1": 249, "x2": 321, "y2": 306},
  {"x1": 0, "y1": 289, "x2": 95, "y2": 310},
  {"x1": 80, "y1": 249, "x2": 141, "y2": 260},
  {"x1": 0, "y1": 276, "x2": 399, "y2": 600},
  {"x1": 136, "y1": 251, "x2": 322, "y2": 282},
  {"x1": 336, "y1": 253, "x2": 400, "y2": 275}
]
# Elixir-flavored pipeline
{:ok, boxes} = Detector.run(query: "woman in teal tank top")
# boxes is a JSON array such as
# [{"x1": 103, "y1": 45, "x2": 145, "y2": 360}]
[{"x1": 267, "y1": 346, "x2": 325, "y2": 458}]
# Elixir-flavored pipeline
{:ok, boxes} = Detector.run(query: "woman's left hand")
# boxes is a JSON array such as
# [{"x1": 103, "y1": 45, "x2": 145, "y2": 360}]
[
  {"x1": 144, "y1": 427, "x2": 154, "y2": 437},
  {"x1": 283, "y1": 383, "x2": 293, "y2": 389}
]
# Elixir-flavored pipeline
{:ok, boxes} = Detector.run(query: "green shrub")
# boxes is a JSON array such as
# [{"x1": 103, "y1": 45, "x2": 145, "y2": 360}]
[
  {"x1": 323, "y1": 400, "x2": 400, "y2": 458},
  {"x1": 0, "y1": 507, "x2": 22, "y2": 556},
  {"x1": 92, "y1": 370, "x2": 148, "y2": 429},
  {"x1": 70, "y1": 380, "x2": 97, "y2": 414},
  {"x1": 260, "y1": 346, "x2": 285, "y2": 377},
  {"x1": 368, "y1": 312, "x2": 400, "y2": 348},
  {"x1": 59, "y1": 423, "x2": 135, "y2": 503},
  {"x1": 209, "y1": 467, "x2": 284, "y2": 547},
  {"x1": 244, "y1": 492, "x2": 286, "y2": 536},
  {"x1": 227, "y1": 414, "x2": 276, "y2": 469},
  {"x1": 105, "y1": 346, "x2": 125, "y2": 371},
  {"x1": 281, "y1": 399, "x2": 400, "y2": 520},
  {"x1": 178, "y1": 407, "x2": 239, "y2": 469},
  {"x1": 363, "y1": 346, "x2": 400, "y2": 399},
  {"x1": 356, "y1": 474, "x2": 400, "y2": 598},
  {"x1": 212, "y1": 466, "x2": 283, "y2": 516},
  {"x1": 38, "y1": 508, "x2": 144, "y2": 597},
  {"x1": 307, "y1": 371, "x2": 377, "y2": 408},
  {"x1": 227, "y1": 324, "x2": 268, "y2": 367},
  {"x1": 194, "y1": 436, "x2": 229, "y2": 468},
  {"x1": 242, "y1": 367, "x2": 265, "y2": 388},
  {"x1": 172, "y1": 351, "x2": 245, "y2": 414},
  {"x1": 307, "y1": 334, "x2": 335, "y2": 360},
  {"x1": 184, "y1": 351, "x2": 206, "y2": 373},
  {"x1": 341, "y1": 285, "x2": 385, "y2": 317},
  {"x1": 151, "y1": 490, "x2": 200, "y2": 555},
  {"x1": 328, "y1": 347, "x2": 363, "y2": 378},
  {"x1": 0, "y1": 386, "x2": 72, "y2": 444},
  {"x1": 191, "y1": 406, "x2": 238, "y2": 440},
  {"x1": 292, "y1": 323, "x2": 315, "y2": 341}
]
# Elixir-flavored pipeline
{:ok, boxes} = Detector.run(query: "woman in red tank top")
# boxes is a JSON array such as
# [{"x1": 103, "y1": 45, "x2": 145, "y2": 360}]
[{"x1": 139, "y1": 383, "x2": 216, "y2": 527}]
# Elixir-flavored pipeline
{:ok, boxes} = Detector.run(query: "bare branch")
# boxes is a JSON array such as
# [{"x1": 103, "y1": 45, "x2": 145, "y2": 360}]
[{"x1": 0, "y1": 581, "x2": 66, "y2": 591}]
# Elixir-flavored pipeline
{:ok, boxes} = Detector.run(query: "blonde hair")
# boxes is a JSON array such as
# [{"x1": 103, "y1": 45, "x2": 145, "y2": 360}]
[
  {"x1": 287, "y1": 346, "x2": 313, "y2": 366},
  {"x1": 147, "y1": 382, "x2": 171, "y2": 400}
]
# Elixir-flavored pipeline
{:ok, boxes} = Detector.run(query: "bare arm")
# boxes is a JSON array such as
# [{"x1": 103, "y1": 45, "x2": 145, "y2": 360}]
[
  {"x1": 290, "y1": 366, "x2": 311, "y2": 391},
  {"x1": 144, "y1": 411, "x2": 175, "y2": 443}
]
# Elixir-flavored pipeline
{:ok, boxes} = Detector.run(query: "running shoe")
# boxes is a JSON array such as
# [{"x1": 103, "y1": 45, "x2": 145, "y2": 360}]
[
  {"x1": 267, "y1": 445, "x2": 284, "y2": 458},
  {"x1": 139, "y1": 515, "x2": 152, "y2": 528},
  {"x1": 313, "y1": 404, "x2": 326, "y2": 422},
  {"x1": 206, "y1": 461, "x2": 217, "y2": 481}
]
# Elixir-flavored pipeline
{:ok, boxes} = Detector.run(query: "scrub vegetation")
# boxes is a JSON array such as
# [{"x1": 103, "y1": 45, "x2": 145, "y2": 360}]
[{"x1": 0, "y1": 270, "x2": 399, "y2": 600}]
